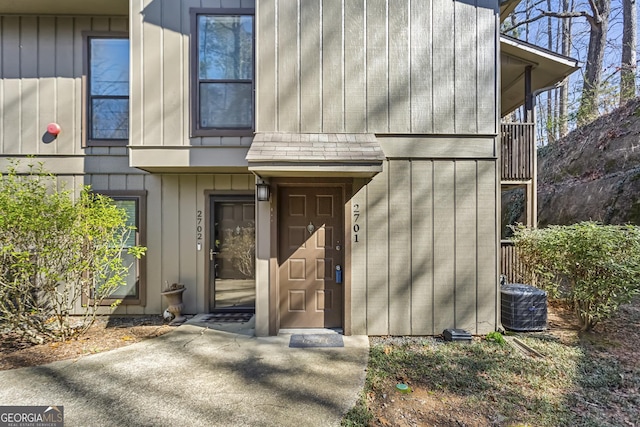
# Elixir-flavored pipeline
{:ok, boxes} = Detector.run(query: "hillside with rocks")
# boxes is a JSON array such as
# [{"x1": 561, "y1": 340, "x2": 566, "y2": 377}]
[{"x1": 537, "y1": 97, "x2": 640, "y2": 227}]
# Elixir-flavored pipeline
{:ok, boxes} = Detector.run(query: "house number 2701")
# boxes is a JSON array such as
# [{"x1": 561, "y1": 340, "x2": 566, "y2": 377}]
[{"x1": 353, "y1": 203, "x2": 361, "y2": 243}]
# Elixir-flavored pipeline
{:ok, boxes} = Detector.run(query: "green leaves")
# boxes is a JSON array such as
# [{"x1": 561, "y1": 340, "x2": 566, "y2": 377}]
[
  {"x1": 0, "y1": 161, "x2": 146, "y2": 343},
  {"x1": 512, "y1": 222, "x2": 640, "y2": 331}
]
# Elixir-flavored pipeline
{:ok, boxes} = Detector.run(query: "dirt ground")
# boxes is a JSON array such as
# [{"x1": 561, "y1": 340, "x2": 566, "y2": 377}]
[
  {"x1": 0, "y1": 316, "x2": 173, "y2": 371},
  {"x1": 1, "y1": 302, "x2": 638, "y2": 426},
  {"x1": 365, "y1": 300, "x2": 640, "y2": 427}
]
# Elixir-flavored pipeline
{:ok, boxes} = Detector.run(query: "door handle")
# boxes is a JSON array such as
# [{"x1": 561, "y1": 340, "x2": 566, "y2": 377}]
[{"x1": 209, "y1": 249, "x2": 220, "y2": 261}]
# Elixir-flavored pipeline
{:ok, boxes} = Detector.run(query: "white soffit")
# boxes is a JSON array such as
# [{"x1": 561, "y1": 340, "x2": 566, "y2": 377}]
[{"x1": 501, "y1": 35, "x2": 580, "y2": 116}]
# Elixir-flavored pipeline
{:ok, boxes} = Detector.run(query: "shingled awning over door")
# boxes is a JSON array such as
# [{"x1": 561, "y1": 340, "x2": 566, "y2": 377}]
[{"x1": 246, "y1": 133, "x2": 385, "y2": 177}]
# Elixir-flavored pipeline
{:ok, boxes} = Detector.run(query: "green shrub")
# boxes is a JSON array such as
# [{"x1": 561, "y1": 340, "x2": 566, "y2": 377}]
[
  {"x1": 511, "y1": 222, "x2": 640, "y2": 331},
  {"x1": 0, "y1": 162, "x2": 146, "y2": 342},
  {"x1": 486, "y1": 331, "x2": 506, "y2": 345}
]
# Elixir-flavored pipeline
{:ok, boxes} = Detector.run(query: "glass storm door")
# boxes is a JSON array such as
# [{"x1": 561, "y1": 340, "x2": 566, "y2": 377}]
[{"x1": 209, "y1": 197, "x2": 256, "y2": 312}]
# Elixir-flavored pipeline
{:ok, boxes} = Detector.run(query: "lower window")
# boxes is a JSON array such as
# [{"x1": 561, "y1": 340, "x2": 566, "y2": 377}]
[{"x1": 95, "y1": 191, "x2": 146, "y2": 305}]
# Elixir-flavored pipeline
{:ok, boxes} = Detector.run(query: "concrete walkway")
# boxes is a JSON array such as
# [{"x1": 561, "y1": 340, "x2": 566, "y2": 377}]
[{"x1": 0, "y1": 317, "x2": 369, "y2": 426}]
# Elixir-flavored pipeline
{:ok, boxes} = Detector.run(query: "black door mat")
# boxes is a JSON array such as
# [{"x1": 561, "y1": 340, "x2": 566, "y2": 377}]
[
  {"x1": 289, "y1": 334, "x2": 344, "y2": 348},
  {"x1": 200, "y1": 313, "x2": 254, "y2": 323}
]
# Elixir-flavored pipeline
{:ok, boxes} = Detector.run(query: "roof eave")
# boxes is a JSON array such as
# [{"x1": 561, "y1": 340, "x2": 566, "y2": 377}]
[{"x1": 501, "y1": 35, "x2": 580, "y2": 117}]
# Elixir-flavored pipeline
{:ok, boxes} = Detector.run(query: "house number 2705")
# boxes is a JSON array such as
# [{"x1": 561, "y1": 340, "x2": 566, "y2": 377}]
[{"x1": 353, "y1": 203, "x2": 361, "y2": 243}]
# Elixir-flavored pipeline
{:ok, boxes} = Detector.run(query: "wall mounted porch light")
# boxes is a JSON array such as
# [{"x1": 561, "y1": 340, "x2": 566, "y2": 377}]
[{"x1": 256, "y1": 179, "x2": 271, "y2": 201}]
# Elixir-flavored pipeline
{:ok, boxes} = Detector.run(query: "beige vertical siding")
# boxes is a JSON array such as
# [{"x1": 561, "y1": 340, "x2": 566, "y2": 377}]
[
  {"x1": 145, "y1": 174, "x2": 163, "y2": 314},
  {"x1": 256, "y1": 0, "x2": 499, "y2": 134},
  {"x1": 88, "y1": 172, "x2": 254, "y2": 315},
  {"x1": 352, "y1": 157, "x2": 498, "y2": 335},
  {"x1": 410, "y1": 2, "x2": 432, "y2": 133},
  {"x1": 344, "y1": 0, "x2": 366, "y2": 132},
  {"x1": 0, "y1": 16, "x2": 128, "y2": 156},
  {"x1": 366, "y1": 0, "x2": 388, "y2": 133},
  {"x1": 388, "y1": 160, "x2": 411, "y2": 335},
  {"x1": 388, "y1": 1, "x2": 410, "y2": 134},
  {"x1": 300, "y1": 0, "x2": 321, "y2": 132},
  {"x1": 477, "y1": 160, "x2": 499, "y2": 331},
  {"x1": 365, "y1": 165, "x2": 389, "y2": 334},
  {"x1": 130, "y1": 0, "x2": 256, "y2": 148},
  {"x1": 432, "y1": 1, "x2": 455, "y2": 133},
  {"x1": 455, "y1": 162, "x2": 478, "y2": 332},
  {"x1": 410, "y1": 161, "x2": 434, "y2": 334},
  {"x1": 2, "y1": 1, "x2": 501, "y2": 331},
  {"x1": 350, "y1": 178, "x2": 368, "y2": 333},
  {"x1": 127, "y1": 0, "x2": 498, "y2": 142},
  {"x1": 433, "y1": 161, "x2": 456, "y2": 332},
  {"x1": 477, "y1": 0, "x2": 499, "y2": 135},
  {"x1": 323, "y1": 0, "x2": 345, "y2": 132},
  {"x1": 277, "y1": 0, "x2": 299, "y2": 132},
  {"x1": 256, "y1": 0, "x2": 276, "y2": 131}
]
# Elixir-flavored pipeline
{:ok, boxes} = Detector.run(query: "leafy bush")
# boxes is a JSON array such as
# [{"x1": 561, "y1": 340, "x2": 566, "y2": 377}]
[
  {"x1": 511, "y1": 222, "x2": 640, "y2": 331},
  {"x1": 485, "y1": 331, "x2": 506, "y2": 345},
  {"x1": 0, "y1": 162, "x2": 146, "y2": 343}
]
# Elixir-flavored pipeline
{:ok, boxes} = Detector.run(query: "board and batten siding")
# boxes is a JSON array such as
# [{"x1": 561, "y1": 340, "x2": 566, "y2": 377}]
[
  {"x1": 256, "y1": 0, "x2": 499, "y2": 135},
  {"x1": 130, "y1": 0, "x2": 498, "y2": 142},
  {"x1": 0, "y1": 15, "x2": 128, "y2": 157},
  {"x1": 130, "y1": 0, "x2": 255, "y2": 148},
  {"x1": 88, "y1": 172, "x2": 254, "y2": 315},
  {"x1": 351, "y1": 158, "x2": 498, "y2": 335},
  {"x1": 14, "y1": 169, "x2": 253, "y2": 317}
]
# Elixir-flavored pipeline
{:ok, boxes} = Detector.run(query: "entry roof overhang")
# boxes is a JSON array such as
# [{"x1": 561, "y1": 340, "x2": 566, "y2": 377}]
[
  {"x1": 0, "y1": 0, "x2": 127, "y2": 16},
  {"x1": 246, "y1": 133, "x2": 385, "y2": 178},
  {"x1": 500, "y1": 0, "x2": 521, "y2": 23},
  {"x1": 501, "y1": 35, "x2": 580, "y2": 117}
]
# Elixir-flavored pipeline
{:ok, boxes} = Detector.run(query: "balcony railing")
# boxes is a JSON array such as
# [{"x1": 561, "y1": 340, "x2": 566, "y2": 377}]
[
  {"x1": 500, "y1": 240, "x2": 522, "y2": 284},
  {"x1": 501, "y1": 122, "x2": 535, "y2": 181}
]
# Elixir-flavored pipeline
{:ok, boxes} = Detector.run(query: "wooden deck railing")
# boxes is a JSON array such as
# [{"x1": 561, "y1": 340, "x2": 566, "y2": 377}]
[
  {"x1": 500, "y1": 122, "x2": 535, "y2": 181},
  {"x1": 500, "y1": 240, "x2": 522, "y2": 284}
]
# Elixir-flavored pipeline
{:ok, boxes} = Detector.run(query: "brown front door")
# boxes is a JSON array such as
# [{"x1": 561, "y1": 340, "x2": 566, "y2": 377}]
[{"x1": 278, "y1": 186, "x2": 343, "y2": 328}]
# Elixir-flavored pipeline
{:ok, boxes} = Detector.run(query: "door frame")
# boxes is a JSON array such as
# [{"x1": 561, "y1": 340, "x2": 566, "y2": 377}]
[
  {"x1": 268, "y1": 178, "x2": 353, "y2": 335},
  {"x1": 204, "y1": 190, "x2": 254, "y2": 313}
]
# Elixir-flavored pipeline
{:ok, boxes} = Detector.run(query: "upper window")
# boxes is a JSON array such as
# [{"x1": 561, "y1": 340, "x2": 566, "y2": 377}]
[
  {"x1": 192, "y1": 10, "x2": 254, "y2": 136},
  {"x1": 86, "y1": 35, "x2": 129, "y2": 144}
]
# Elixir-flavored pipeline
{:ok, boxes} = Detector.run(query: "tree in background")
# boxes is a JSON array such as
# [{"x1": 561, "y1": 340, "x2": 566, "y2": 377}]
[
  {"x1": 559, "y1": 0, "x2": 574, "y2": 137},
  {"x1": 619, "y1": 0, "x2": 637, "y2": 104},
  {"x1": 576, "y1": 0, "x2": 611, "y2": 125},
  {"x1": 503, "y1": 0, "x2": 640, "y2": 142}
]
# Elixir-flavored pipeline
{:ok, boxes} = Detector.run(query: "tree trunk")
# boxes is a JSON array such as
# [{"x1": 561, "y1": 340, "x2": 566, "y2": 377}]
[
  {"x1": 546, "y1": 0, "x2": 556, "y2": 144},
  {"x1": 525, "y1": 0, "x2": 532, "y2": 41},
  {"x1": 620, "y1": 0, "x2": 637, "y2": 104},
  {"x1": 559, "y1": 0, "x2": 572, "y2": 136},
  {"x1": 578, "y1": 0, "x2": 610, "y2": 126}
]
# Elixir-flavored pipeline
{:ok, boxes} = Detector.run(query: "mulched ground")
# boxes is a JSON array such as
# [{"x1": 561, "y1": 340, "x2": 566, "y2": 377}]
[{"x1": 0, "y1": 316, "x2": 173, "y2": 371}]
